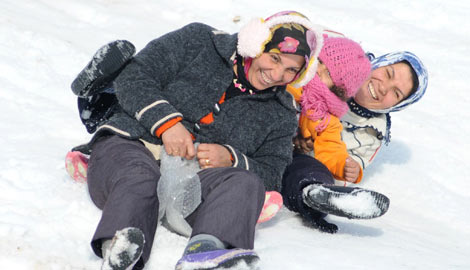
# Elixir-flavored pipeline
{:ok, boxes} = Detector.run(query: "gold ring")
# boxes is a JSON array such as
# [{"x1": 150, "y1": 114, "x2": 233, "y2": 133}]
[
  {"x1": 205, "y1": 159, "x2": 210, "y2": 165},
  {"x1": 173, "y1": 150, "x2": 179, "y2": 154}
]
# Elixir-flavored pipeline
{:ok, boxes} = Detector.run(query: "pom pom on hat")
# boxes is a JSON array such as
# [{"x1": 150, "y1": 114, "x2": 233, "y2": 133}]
[
  {"x1": 237, "y1": 18, "x2": 272, "y2": 58},
  {"x1": 319, "y1": 37, "x2": 371, "y2": 98}
]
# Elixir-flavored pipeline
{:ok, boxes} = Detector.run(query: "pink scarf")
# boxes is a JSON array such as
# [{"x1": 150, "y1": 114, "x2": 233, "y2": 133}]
[{"x1": 300, "y1": 75, "x2": 348, "y2": 132}]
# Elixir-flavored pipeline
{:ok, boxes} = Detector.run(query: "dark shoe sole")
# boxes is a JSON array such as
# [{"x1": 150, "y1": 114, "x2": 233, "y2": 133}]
[
  {"x1": 71, "y1": 40, "x2": 135, "y2": 97},
  {"x1": 102, "y1": 227, "x2": 145, "y2": 270},
  {"x1": 303, "y1": 184, "x2": 390, "y2": 219}
]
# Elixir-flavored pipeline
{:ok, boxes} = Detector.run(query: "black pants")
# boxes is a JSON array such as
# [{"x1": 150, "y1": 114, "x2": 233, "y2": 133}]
[
  {"x1": 87, "y1": 135, "x2": 265, "y2": 269},
  {"x1": 281, "y1": 153, "x2": 335, "y2": 220}
]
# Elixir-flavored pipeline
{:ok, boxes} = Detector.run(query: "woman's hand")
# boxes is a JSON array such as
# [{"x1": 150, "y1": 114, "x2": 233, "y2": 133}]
[
  {"x1": 196, "y1": 143, "x2": 233, "y2": 169},
  {"x1": 293, "y1": 134, "x2": 314, "y2": 154},
  {"x1": 161, "y1": 122, "x2": 196, "y2": 160},
  {"x1": 344, "y1": 157, "x2": 360, "y2": 183}
]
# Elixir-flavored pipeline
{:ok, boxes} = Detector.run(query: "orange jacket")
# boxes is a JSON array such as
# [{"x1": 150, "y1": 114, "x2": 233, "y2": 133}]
[{"x1": 287, "y1": 85, "x2": 363, "y2": 183}]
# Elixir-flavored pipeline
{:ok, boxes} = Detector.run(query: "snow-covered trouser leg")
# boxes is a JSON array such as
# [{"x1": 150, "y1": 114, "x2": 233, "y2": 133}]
[
  {"x1": 281, "y1": 153, "x2": 338, "y2": 233},
  {"x1": 87, "y1": 135, "x2": 160, "y2": 270},
  {"x1": 302, "y1": 184, "x2": 390, "y2": 219},
  {"x1": 71, "y1": 40, "x2": 135, "y2": 97}
]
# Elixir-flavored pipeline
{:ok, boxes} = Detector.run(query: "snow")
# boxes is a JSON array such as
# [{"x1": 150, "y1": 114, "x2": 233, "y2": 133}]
[{"x1": 1, "y1": 0, "x2": 469, "y2": 269}]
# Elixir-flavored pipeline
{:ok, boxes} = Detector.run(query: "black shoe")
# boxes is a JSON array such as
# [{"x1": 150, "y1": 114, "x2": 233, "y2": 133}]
[
  {"x1": 302, "y1": 184, "x2": 390, "y2": 219},
  {"x1": 101, "y1": 227, "x2": 145, "y2": 270},
  {"x1": 71, "y1": 40, "x2": 135, "y2": 97}
]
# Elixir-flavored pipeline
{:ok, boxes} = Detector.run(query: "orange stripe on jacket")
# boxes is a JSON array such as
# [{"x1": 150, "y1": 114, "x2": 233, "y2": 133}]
[
  {"x1": 199, "y1": 93, "x2": 226, "y2": 125},
  {"x1": 155, "y1": 117, "x2": 183, "y2": 137}
]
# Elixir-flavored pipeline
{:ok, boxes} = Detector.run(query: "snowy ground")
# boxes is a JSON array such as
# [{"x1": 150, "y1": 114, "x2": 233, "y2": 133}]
[{"x1": 1, "y1": 0, "x2": 469, "y2": 269}]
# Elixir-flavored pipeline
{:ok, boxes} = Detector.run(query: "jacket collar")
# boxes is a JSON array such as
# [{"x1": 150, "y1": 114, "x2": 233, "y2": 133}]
[{"x1": 211, "y1": 30, "x2": 238, "y2": 64}]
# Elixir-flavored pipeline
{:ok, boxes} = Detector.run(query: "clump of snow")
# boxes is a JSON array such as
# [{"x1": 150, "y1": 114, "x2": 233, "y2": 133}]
[
  {"x1": 178, "y1": 260, "x2": 218, "y2": 270},
  {"x1": 102, "y1": 228, "x2": 141, "y2": 270},
  {"x1": 329, "y1": 191, "x2": 382, "y2": 218}
]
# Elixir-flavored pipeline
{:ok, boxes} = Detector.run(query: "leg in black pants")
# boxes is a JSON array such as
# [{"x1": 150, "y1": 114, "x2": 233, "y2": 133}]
[
  {"x1": 87, "y1": 135, "x2": 160, "y2": 269},
  {"x1": 186, "y1": 167, "x2": 265, "y2": 249},
  {"x1": 281, "y1": 153, "x2": 338, "y2": 233}
]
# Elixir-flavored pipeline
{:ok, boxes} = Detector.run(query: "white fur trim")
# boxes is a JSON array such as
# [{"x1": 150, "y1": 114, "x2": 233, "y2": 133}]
[{"x1": 237, "y1": 18, "x2": 270, "y2": 58}]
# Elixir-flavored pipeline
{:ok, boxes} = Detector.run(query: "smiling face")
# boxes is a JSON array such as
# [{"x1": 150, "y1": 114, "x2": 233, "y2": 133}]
[
  {"x1": 247, "y1": 52, "x2": 306, "y2": 90},
  {"x1": 354, "y1": 62, "x2": 413, "y2": 110}
]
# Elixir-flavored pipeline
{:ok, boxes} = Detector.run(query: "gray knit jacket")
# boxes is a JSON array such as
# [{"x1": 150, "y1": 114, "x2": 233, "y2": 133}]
[{"x1": 90, "y1": 23, "x2": 298, "y2": 191}]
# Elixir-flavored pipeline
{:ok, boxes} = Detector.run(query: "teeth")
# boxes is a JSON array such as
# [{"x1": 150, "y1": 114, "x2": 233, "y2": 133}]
[
  {"x1": 261, "y1": 71, "x2": 273, "y2": 84},
  {"x1": 368, "y1": 82, "x2": 378, "y2": 100}
]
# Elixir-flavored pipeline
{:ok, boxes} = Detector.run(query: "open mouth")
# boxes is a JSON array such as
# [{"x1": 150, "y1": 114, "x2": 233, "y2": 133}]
[
  {"x1": 368, "y1": 81, "x2": 378, "y2": 100},
  {"x1": 261, "y1": 71, "x2": 273, "y2": 85}
]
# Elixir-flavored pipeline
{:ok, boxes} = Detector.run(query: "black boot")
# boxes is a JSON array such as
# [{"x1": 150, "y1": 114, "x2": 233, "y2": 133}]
[
  {"x1": 302, "y1": 184, "x2": 390, "y2": 219},
  {"x1": 71, "y1": 40, "x2": 135, "y2": 97}
]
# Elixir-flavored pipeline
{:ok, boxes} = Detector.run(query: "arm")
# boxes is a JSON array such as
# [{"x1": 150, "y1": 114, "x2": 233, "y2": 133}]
[
  {"x1": 300, "y1": 114, "x2": 363, "y2": 183},
  {"x1": 114, "y1": 23, "x2": 211, "y2": 137},
  {"x1": 224, "y1": 122, "x2": 298, "y2": 191}
]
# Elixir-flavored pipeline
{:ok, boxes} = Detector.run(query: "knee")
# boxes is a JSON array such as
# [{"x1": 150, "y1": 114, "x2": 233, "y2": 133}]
[
  {"x1": 284, "y1": 163, "x2": 334, "y2": 187},
  {"x1": 231, "y1": 169, "x2": 265, "y2": 202}
]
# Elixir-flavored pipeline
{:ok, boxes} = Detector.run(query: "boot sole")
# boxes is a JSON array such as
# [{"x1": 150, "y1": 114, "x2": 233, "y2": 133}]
[
  {"x1": 303, "y1": 185, "x2": 390, "y2": 219},
  {"x1": 102, "y1": 227, "x2": 145, "y2": 270},
  {"x1": 71, "y1": 40, "x2": 135, "y2": 97}
]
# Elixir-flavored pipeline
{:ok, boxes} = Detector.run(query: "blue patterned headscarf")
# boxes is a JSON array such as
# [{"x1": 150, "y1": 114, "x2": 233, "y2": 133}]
[
  {"x1": 366, "y1": 51, "x2": 428, "y2": 114},
  {"x1": 349, "y1": 51, "x2": 428, "y2": 144}
]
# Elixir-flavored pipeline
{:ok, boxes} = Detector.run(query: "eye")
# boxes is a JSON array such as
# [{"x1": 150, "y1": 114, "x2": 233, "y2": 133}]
[
  {"x1": 395, "y1": 89, "x2": 401, "y2": 99},
  {"x1": 288, "y1": 67, "x2": 300, "y2": 73},
  {"x1": 387, "y1": 68, "x2": 392, "y2": 79},
  {"x1": 270, "y1": 54, "x2": 280, "y2": 63}
]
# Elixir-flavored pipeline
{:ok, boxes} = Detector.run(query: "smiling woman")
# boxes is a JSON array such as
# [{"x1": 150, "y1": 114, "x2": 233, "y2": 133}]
[
  {"x1": 67, "y1": 10, "x2": 325, "y2": 270},
  {"x1": 340, "y1": 51, "x2": 427, "y2": 171},
  {"x1": 282, "y1": 50, "x2": 428, "y2": 233}
]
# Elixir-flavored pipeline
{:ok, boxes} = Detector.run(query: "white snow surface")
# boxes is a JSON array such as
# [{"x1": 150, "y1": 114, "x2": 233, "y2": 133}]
[{"x1": 1, "y1": 0, "x2": 469, "y2": 269}]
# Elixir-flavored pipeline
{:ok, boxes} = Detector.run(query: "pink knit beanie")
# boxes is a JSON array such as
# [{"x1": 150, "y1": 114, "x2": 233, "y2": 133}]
[{"x1": 318, "y1": 37, "x2": 371, "y2": 98}]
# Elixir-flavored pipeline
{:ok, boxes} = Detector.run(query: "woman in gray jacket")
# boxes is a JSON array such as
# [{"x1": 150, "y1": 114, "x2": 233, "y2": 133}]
[{"x1": 71, "y1": 11, "x2": 324, "y2": 270}]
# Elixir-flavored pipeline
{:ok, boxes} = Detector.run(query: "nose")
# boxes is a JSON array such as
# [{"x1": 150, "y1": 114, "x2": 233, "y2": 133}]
[
  {"x1": 271, "y1": 66, "x2": 284, "y2": 82},
  {"x1": 378, "y1": 86, "x2": 388, "y2": 96},
  {"x1": 379, "y1": 79, "x2": 391, "y2": 96}
]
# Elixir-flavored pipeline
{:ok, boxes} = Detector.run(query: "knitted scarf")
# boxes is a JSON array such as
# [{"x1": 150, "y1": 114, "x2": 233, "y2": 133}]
[{"x1": 300, "y1": 75, "x2": 349, "y2": 132}]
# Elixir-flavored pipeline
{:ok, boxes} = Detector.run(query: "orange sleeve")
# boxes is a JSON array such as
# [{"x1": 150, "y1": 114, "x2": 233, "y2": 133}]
[
  {"x1": 308, "y1": 116, "x2": 354, "y2": 181},
  {"x1": 314, "y1": 117, "x2": 348, "y2": 180},
  {"x1": 155, "y1": 117, "x2": 183, "y2": 138},
  {"x1": 286, "y1": 84, "x2": 303, "y2": 102},
  {"x1": 299, "y1": 114, "x2": 363, "y2": 183}
]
